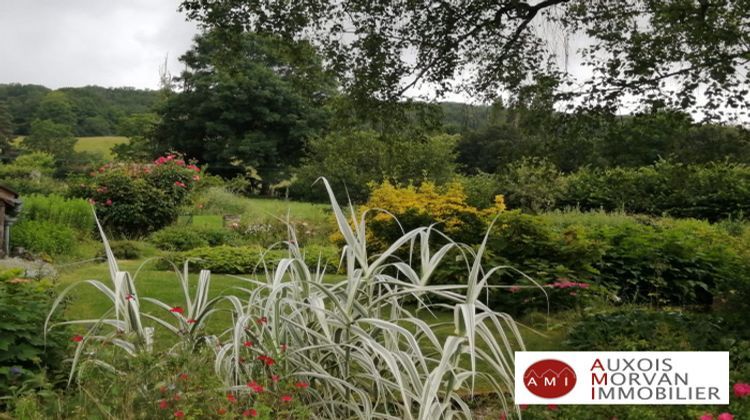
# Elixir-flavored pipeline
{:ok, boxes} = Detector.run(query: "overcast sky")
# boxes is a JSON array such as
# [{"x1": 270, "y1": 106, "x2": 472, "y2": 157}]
[{"x1": 0, "y1": 1, "x2": 197, "y2": 90}]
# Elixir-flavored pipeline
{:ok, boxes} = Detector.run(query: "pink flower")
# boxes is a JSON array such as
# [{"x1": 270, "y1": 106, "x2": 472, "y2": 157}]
[
  {"x1": 174, "y1": 181, "x2": 187, "y2": 188},
  {"x1": 105, "y1": 199, "x2": 113, "y2": 206},
  {"x1": 717, "y1": 413, "x2": 734, "y2": 420},
  {"x1": 126, "y1": 294, "x2": 135, "y2": 301},
  {"x1": 271, "y1": 374, "x2": 280, "y2": 383},
  {"x1": 280, "y1": 395, "x2": 293, "y2": 403},
  {"x1": 509, "y1": 286, "x2": 521, "y2": 293},
  {"x1": 159, "y1": 399, "x2": 169, "y2": 409},
  {"x1": 174, "y1": 410, "x2": 184, "y2": 418},
  {"x1": 187, "y1": 164, "x2": 200, "y2": 172},
  {"x1": 700, "y1": 414, "x2": 714, "y2": 420},
  {"x1": 170, "y1": 306, "x2": 184, "y2": 314},
  {"x1": 176, "y1": 160, "x2": 185, "y2": 166},
  {"x1": 242, "y1": 408, "x2": 258, "y2": 417},
  {"x1": 733, "y1": 382, "x2": 750, "y2": 397},
  {"x1": 294, "y1": 381, "x2": 309, "y2": 389}
]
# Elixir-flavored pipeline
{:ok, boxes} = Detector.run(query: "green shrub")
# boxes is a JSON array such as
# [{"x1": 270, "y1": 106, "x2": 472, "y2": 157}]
[
  {"x1": 562, "y1": 161, "x2": 750, "y2": 221},
  {"x1": 69, "y1": 154, "x2": 203, "y2": 237},
  {"x1": 96, "y1": 240, "x2": 143, "y2": 260},
  {"x1": 20, "y1": 194, "x2": 93, "y2": 233},
  {"x1": 150, "y1": 225, "x2": 210, "y2": 251},
  {"x1": 164, "y1": 244, "x2": 340, "y2": 274},
  {"x1": 11, "y1": 220, "x2": 77, "y2": 256},
  {"x1": 566, "y1": 309, "x2": 723, "y2": 351},
  {"x1": 428, "y1": 210, "x2": 746, "y2": 308},
  {"x1": 455, "y1": 172, "x2": 503, "y2": 208},
  {"x1": 0, "y1": 270, "x2": 70, "y2": 402},
  {"x1": 0, "y1": 152, "x2": 67, "y2": 195},
  {"x1": 500, "y1": 157, "x2": 566, "y2": 213}
]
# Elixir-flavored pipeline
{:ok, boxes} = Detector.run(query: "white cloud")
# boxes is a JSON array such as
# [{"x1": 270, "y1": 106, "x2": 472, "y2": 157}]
[{"x1": 0, "y1": 1, "x2": 197, "y2": 89}]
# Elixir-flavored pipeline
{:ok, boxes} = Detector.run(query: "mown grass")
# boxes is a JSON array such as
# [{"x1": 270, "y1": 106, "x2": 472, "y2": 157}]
[{"x1": 74, "y1": 136, "x2": 128, "y2": 159}]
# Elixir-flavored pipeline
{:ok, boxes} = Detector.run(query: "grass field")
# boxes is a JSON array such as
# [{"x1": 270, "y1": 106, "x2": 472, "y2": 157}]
[
  {"x1": 74, "y1": 136, "x2": 128, "y2": 159},
  {"x1": 13, "y1": 135, "x2": 128, "y2": 160}
]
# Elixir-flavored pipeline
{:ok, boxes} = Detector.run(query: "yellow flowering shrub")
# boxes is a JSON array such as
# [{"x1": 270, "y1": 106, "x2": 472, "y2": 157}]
[{"x1": 330, "y1": 180, "x2": 506, "y2": 250}]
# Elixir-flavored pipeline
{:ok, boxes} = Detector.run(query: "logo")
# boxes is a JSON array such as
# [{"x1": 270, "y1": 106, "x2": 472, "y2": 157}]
[{"x1": 523, "y1": 359, "x2": 577, "y2": 398}]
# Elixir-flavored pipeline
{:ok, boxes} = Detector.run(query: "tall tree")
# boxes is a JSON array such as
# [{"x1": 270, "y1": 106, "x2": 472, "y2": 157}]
[
  {"x1": 0, "y1": 102, "x2": 15, "y2": 162},
  {"x1": 152, "y1": 31, "x2": 335, "y2": 183},
  {"x1": 180, "y1": 0, "x2": 750, "y2": 119}
]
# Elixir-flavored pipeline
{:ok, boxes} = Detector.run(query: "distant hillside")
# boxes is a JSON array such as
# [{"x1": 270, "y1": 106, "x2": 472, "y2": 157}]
[
  {"x1": 0, "y1": 84, "x2": 160, "y2": 136},
  {"x1": 439, "y1": 102, "x2": 497, "y2": 134}
]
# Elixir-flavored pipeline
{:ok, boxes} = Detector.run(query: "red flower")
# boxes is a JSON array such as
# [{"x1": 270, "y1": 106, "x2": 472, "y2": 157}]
[
  {"x1": 187, "y1": 164, "x2": 200, "y2": 172},
  {"x1": 256, "y1": 317, "x2": 268, "y2": 325},
  {"x1": 174, "y1": 410, "x2": 184, "y2": 418},
  {"x1": 243, "y1": 340, "x2": 253, "y2": 347},
  {"x1": 178, "y1": 373, "x2": 189, "y2": 381},
  {"x1": 176, "y1": 160, "x2": 185, "y2": 166},
  {"x1": 280, "y1": 395, "x2": 293, "y2": 403},
  {"x1": 105, "y1": 199, "x2": 113, "y2": 206},
  {"x1": 700, "y1": 414, "x2": 715, "y2": 420},
  {"x1": 187, "y1": 318, "x2": 197, "y2": 324},
  {"x1": 125, "y1": 294, "x2": 135, "y2": 301},
  {"x1": 71, "y1": 335, "x2": 83, "y2": 342},
  {"x1": 227, "y1": 393, "x2": 237, "y2": 403},
  {"x1": 158, "y1": 399, "x2": 169, "y2": 409},
  {"x1": 243, "y1": 408, "x2": 258, "y2": 417},
  {"x1": 717, "y1": 413, "x2": 734, "y2": 420},
  {"x1": 170, "y1": 306, "x2": 184, "y2": 314},
  {"x1": 174, "y1": 181, "x2": 187, "y2": 188},
  {"x1": 257, "y1": 355, "x2": 276, "y2": 366},
  {"x1": 271, "y1": 374, "x2": 280, "y2": 383},
  {"x1": 247, "y1": 381, "x2": 264, "y2": 393},
  {"x1": 294, "y1": 381, "x2": 309, "y2": 389},
  {"x1": 218, "y1": 408, "x2": 227, "y2": 415}
]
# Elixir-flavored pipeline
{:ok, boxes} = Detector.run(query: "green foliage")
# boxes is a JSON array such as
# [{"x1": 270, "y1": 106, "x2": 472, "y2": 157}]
[
  {"x1": 20, "y1": 194, "x2": 93, "y2": 233},
  {"x1": 153, "y1": 31, "x2": 333, "y2": 183},
  {"x1": 112, "y1": 113, "x2": 158, "y2": 161},
  {"x1": 501, "y1": 157, "x2": 565, "y2": 213},
  {"x1": 0, "y1": 271, "x2": 69, "y2": 401},
  {"x1": 0, "y1": 101, "x2": 15, "y2": 162},
  {"x1": 22, "y1": 119, "x2": 77, "y2": 159},
  {"x1": 455, "y1": 172, "x2": 503, "y2": 208},
  {"x1": 96, "y1": 240, "x2": 144, "y2": 260},
  {"x1": 566, "y1": 309, "x2": 723, "y2": 351},
  {"x1": 11, "y1": 220, "x2": 77, "y2": 256},
  {"x1": 291, "y1": 130, "x2": 458, "y2": 202},
  {"x1": 150, "y1": 225, "x2": 223, "y2": 251},
  {"x1": 35, "y1": 92, "x2": 76, "y2": 127},
  {"x1": 180, "y1": 1, "x2": 750, "y2": 119},
  {"x1": 562, "y1": 161, "x2": 750, "y2": 221},
  {"x1": 0, "y1": 152, "x2": 67, "y2": 195},
  {"x1": 70, "y1": 155, "x2": 202, "y2": 237}
]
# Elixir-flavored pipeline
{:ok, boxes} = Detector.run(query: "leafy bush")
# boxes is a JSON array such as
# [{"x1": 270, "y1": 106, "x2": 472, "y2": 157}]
[
  {"x1": 11, "y1": 220, "x2": 77, "y2": 256},
  {"x1": 0, "y1": 152, "x2": 67, "y2": 195},
  {"x1": 500, "y1": 157, "x2": 566, "y2": 213},
  {"x1": 364, "y1": 180, "x2": 505, "y2": 247},
  {"x1": 69, "y1": 154, "x2": 202, "y2": 237},
  {"x1": 19, "y1": 194, "x2": 93, "y2": 233},
  {"x1": 164, "y1": 244, "x2": 340, "y2": 274},
  {"x1": 96, "y1": 240, "x2": 143, "y2": 260},
  {"x1": 562, "y1": 161, "x2": 750, "y2": 221},
  {"x1": 291, "y1": 130, "x2": 458, "y2": 202},
  {"x1": 566, "y1": 309, "x2": 724, "y2": 351},
  {"x1": 455, "y1": 171, "x2": 504, "y2": 208},
  {"x1": 150, "y1": 225, "x2": 210, "y2": 251},
  {"x1": 0, "y1": 270, "x2": 69, "y2": 402}
]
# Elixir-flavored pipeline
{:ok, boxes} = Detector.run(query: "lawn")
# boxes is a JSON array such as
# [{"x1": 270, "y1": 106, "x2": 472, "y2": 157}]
[{"x1": 74, "y1": 136, "x2": 128, "y2": 159}]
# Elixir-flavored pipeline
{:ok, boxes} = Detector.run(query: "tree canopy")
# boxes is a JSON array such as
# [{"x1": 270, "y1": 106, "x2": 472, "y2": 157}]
[
  {"x1": 152, "y1": 31, "x2": 335, "y2": 183},
  {"x1": 179, "y1": 0, "x2": 750, "y2": 119}
]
